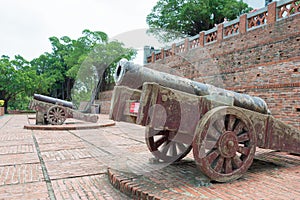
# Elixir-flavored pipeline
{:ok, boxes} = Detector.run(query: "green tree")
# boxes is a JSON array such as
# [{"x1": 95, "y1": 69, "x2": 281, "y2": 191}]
[
  {"x1": 71, "y1": 40, "x2": 135, "y2": 109},
  {"x1": 146, "y1": 0, "x2": 252, "y2": 42},
  {"x1": 31, "y1": 29, "x2": 135, "y2": 109},
  {"x1": 0, "y1": 55, "x2": 52, "y2": 113}
]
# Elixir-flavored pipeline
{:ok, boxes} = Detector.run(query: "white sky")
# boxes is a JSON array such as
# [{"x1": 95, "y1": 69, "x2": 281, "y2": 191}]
[{"x1": 0, "y1": 0, "x2": 264, "y2": 61}]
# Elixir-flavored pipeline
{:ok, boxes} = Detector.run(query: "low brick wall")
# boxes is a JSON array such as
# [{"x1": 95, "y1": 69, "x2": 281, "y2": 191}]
[{"x1": 97, "y1": 90, "x2": 113, "y2": 114}]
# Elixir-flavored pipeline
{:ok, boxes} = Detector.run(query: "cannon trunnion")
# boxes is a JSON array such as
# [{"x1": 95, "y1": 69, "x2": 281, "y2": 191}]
[{"x1": 110, "y1": 60, "x2": 300, "y2": 182}]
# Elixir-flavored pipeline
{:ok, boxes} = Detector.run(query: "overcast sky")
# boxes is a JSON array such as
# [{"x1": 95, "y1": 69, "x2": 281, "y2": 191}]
[{"x1": 0, "y1": 0, "x2": 264, "y2": 60}]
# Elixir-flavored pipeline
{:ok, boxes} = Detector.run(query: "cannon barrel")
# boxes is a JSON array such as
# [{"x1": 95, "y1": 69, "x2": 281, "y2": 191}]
[
  {"x1": 33, "y1": 94, "x2": 74, "y2": 109},
  {"x1": 114, "y1": 60, "x2": 269, "y2": 114}
]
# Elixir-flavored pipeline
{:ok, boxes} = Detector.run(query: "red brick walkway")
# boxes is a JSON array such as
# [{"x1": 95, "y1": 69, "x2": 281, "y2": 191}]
[{"x1": 0, "y1": 114, "x2": 299, "y2": 199}]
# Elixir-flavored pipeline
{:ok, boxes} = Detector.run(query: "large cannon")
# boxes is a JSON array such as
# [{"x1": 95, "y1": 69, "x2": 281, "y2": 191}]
[
  {"x1": 110, "y1": 60, "x2": 300, "y2": 182},
  {"x1": 29, "y1": 94, "x2": 98, "y2": 125}
]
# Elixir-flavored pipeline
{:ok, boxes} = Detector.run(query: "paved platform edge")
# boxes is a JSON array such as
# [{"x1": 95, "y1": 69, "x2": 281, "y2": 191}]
[
  {"x1": 24, "y1": 121, "x2": 116, "y2": 130},
  {"x1": 108, "y1": 168, "x2": 160, "y2": 200}
]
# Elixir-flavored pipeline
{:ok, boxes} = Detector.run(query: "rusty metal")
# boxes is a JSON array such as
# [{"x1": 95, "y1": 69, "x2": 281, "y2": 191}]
[
  {"x1": 192, "y1": 106, "x2": 257, "y2": 182},
  {"x1": 29, "y1": 94, "x2": 98, "y2": 125},
  {"x1": 109, "y1": 62, "x2": 300, "y2": 182},
  {"x1": 114, "y1": 59, "x2": 269, "y2": 114},
  {"x1": 34, "y1": 94, "x2": 74, "y2": 109}
]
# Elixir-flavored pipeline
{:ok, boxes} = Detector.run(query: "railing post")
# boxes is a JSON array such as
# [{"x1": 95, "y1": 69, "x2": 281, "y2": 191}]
[
  {"x1": 199, "y1": 31, "x2": 205, "y2": 47},
  {"x1": 161, "y1": 48, "x2": 165, "y2": 60},
  {"x1": 239, "y1": 14, "x2": 247, "y2": 34},
  {"x1": 172, "y1": 43, "x2": 176, "y2": 56},
  {"x1": 217, "y1": 23, "x2": 224, "y2": 41},
  {"x1": 151, "y1": 52, "x2": 155, "y2": 63},
  {"x1": 184, "y1": 38, "x2": 189, "y2": 52},
  {"x1": 267, "y1": 1, "x2": 277, "y2": 24}
]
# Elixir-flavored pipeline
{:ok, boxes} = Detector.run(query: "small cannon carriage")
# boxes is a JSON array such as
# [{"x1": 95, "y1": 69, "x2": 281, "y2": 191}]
[
  {"x1": 109, "y1": 60, "x2": 300, "y2": 182},
  {"x1": 29, "y1": 94, "x2": 98, "y2": 125}
]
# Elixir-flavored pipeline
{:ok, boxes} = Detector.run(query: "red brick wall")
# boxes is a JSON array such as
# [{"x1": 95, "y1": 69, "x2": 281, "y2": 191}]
[
  {"x1": 97, "y1": 90, "x2": 113, "y2": 114},
  {"x1": 147, "y1": 14, "x2": 300, "y2": 129}
]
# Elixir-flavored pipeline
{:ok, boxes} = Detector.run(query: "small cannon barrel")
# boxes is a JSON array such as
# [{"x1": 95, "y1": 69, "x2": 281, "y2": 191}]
[
  {"x1": 33, "y1": 94, "x2": 74, "y2": 109},
  {"x1": 114, "y1": 60, "x2": 269, "y2": 114}
]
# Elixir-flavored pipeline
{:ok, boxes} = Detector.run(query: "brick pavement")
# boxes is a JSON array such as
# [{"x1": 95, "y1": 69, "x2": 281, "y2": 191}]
[
  {"x1": 0, "y1": 114, "x2": 129, "y2": 200},
  {"x1": 0, "y1": 114, "x2": 299, "y2": 199}
]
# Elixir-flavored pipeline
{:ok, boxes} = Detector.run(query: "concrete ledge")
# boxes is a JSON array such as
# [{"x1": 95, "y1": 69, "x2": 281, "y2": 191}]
[{"x1": 24, "y1": 114, "x2": 115, "y2": 130}]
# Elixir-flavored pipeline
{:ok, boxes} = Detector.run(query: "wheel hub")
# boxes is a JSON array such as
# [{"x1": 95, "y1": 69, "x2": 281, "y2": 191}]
[{"x1": 218, "y1": 131, "x2": 239, "y2": 158}]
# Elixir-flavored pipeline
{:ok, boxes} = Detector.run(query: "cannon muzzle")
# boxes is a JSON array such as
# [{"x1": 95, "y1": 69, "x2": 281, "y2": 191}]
[{"x1": 114, "y1": 59, "x2": 269, "y2": 114}]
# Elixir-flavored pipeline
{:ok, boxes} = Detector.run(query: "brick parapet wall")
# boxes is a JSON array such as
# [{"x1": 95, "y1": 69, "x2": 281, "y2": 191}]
[{"x1": 146, "y1": 13, "x2": 300, "y2": 129}]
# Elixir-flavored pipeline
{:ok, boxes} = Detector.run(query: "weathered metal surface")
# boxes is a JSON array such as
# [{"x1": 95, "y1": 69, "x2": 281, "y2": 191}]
[
  {"x1": 29, "y1": 99, "x2": 98, "y2": 125},
  {"x1": 34, "y1": 94, "x2": 74, "y2": 109},
  {"x1": 265, "y1": 116, "x2": 300, "y2": 154},
  {"x1": 109, "y1": 69, "x2": 300, "y2": 182},
  {"x1": 114, "y1": 59, "x2": 269, "y2": 114},
  {"x1": 238, "y1": 108, "x2": 300, "y2": 154},
  {"x1": 109, "y1": 86, "x2": 141, "y2": 124},
  {"x1": 193, "y1": 106, "x2": 256, "y2": 182}
]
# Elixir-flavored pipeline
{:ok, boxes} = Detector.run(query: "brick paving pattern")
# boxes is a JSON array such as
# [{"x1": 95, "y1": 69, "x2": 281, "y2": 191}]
[{"x1": 0, "y1": 114, "x2": 299, "y2": 199}]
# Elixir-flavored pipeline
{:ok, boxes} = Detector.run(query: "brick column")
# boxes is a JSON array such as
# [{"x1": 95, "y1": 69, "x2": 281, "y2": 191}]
[
  {"x1": 172, "y1": 43, "x2": 176, "y2": 56},
  {"x1": 184, "y1": 38, "x2": 189, "y2": 52},
  {"x1": 267, "y1": 1, "x2": 277, "y2": 25},
  {"x1": 199, "y1": 31, "x2": 205, "y2": 47},
  {"x1": 151, "y1": 52, "x2": 155, "y2": 63},
  {"x1": 161, "y1": 48, "x2": 165, "y2": 60},
  {"x1": 217, "y1": 23, "x2": 224, "y2": 41},
  {"x1": 239, "y1": 14, "x2": 247, "y2": 34}
]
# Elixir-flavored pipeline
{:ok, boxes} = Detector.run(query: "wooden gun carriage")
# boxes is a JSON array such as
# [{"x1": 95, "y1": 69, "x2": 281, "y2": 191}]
[
  {"x1": 29, "y1": 94, "x2": 98, "y2": 125},
  {"x1": 109, "y1": 60, "x2": 300, "y2": 182}
]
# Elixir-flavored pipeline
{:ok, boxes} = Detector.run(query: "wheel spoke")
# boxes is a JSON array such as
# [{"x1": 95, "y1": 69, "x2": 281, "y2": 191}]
[
  {"x1": 214, "y1": 117, "x2": 226, "y2": 133},
  {"x1": 232, "y1": 155, "x2": 243, "y2": 168},
  {"x1": 204, "y1": 140, "x2": 217, "y2": 150},
  {"x1": 177, "y1": 143, "x2": 187, "y2": 153},
  {"x1": 225, "y1": 158, "x2": 233, "y2": 174},
  {"x1": 154, "y1": 136, "x2": 168, "y2": 149},
  {"x1": 238, "y1": 133, "x2": 250, "y2": 143},
  {"x1": 227, "y1": 115, "x2": 236, "y2": 131},
  {"x1": 169, "y1": 142, "x2": 177, "y2": 156},
  {"x1": 161, "y1": 142, "x2": 170, "y2": 155},
  {"x1": 214, "y1": 156, "x2": 224, "y2": 172},
  {"x1": 237, "y1": 146, "x2": 250, "y2": 156},
  {"x1": 206, "y1": 149, "x2": 220, "y2": 163},
  {"x1": 233, "y1": 121, "x2": 245, "y2": 135},
  {"x1": 207, "y1": 125, "x2": 221, "y2": 141}
]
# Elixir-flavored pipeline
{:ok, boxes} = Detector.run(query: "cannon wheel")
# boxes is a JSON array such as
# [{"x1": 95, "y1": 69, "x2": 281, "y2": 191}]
[
  {"x1": 193, "y1": 106, "x2": 256, "y2": 182},
  {"x1": 145, "y1": 127, "x2": 192, "y2": 163},
  {"x1": 47, "y1": 105, "x2": 67, "y2": 125}
]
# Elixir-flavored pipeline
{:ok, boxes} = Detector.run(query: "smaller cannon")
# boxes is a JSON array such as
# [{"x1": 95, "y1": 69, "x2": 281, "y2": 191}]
[{"x1": 29, "y1": 94, "x2": 98, "y2": 125}]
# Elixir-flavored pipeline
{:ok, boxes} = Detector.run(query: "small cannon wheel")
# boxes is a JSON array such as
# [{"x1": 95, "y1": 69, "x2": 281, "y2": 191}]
[
  {"x1": 145, "y1": 127, "x2": 192, "y2": 163},
  {"x1": 47, "y1": 105, "x2": 66, "y2": 125},
  {"x1": 193, "y1": 106, "x2": 256, "y2": 182}
]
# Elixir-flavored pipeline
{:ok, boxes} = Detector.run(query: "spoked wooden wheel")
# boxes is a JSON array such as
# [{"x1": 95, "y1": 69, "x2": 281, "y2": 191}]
[
  {"x1": 145, "y1": 127, "x2": 192, "y2": 163},
  {"x1": 193, "y1": 106, "x2": 256, "y2": 182},
  {"x1": 47, "y1": 105, "x2": 67, "y2": 125}
]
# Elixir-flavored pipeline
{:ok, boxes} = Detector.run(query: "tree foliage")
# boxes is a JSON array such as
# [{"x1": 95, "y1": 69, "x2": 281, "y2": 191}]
[
  {"x1": 0, "y1": 29, "x2": 135, "y2": 112},
  {"x1": 146, "y1": 0, "x2": 252, "y2": 42},
  {"x1": 0, "y1": 55, "x2": 53, "y2": 112}
]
